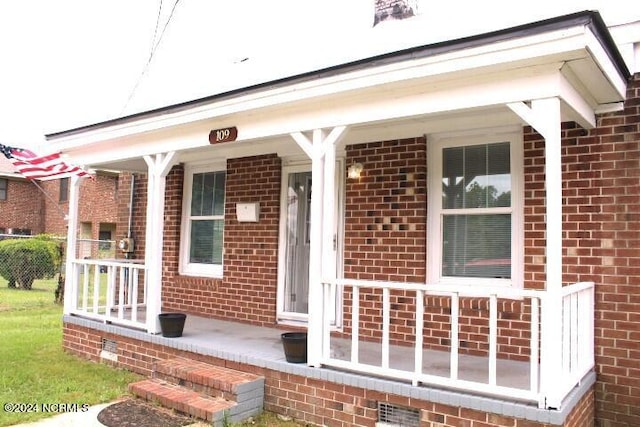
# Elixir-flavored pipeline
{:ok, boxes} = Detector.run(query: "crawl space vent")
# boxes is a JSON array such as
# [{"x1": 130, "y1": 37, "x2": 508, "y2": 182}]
[
  {"x1": 100, "y1": 338, "x2": 118, "y2": 362},
  {"x1": 377, "y1": 402, "x2": 420, "y2": 427}
]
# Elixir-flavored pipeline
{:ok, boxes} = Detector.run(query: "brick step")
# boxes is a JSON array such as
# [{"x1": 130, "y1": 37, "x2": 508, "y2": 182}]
[
  {"x1": 129, "y1": 379, "x2": 235, "y2": 424},
  {"x1": 153, "y1": 357, "x2": 264, "y2": 404}
]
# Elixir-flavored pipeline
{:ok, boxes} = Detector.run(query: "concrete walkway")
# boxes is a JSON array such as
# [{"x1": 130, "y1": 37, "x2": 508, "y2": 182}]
[
  {"x1": 9, "y1": 402, "x2": 111, "y2": 427},
  {"x1": 8, "y1": 401, "x2": 209, "y2": 427}
]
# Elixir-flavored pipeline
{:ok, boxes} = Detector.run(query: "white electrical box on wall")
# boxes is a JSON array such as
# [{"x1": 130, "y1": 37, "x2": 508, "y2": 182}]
[{"x1": 236, "y1": 202, "x2": 260, "y2": 222}]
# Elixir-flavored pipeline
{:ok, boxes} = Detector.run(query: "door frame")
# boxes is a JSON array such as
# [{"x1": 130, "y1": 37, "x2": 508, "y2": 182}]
[{"x1": 276, "y1": 159, "x2": 344, "y2": 328}]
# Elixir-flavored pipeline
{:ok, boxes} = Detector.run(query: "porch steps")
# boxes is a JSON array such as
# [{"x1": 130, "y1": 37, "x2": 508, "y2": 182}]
[{"x1": 129, "y1": 357, "x2": 264, "y2": 425}]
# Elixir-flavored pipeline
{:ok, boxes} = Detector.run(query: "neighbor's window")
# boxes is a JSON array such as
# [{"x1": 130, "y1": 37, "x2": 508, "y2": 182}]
[
  {"x1": 0, "y1": 179, "x2": 7, "y2": 200},
  {"x1": 428, "y1": 133, "x2": 522, "y2": 286},
  {"x1": 181, "y1": 165, "x2": 226, "y2": 277},
  {"x1": 59, "y1": 177, "x2": 69, "y2": 202}
]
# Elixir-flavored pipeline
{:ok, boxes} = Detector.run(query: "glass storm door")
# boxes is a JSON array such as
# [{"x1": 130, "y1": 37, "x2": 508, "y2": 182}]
[
  {"x1": 278, "y1": 165, "x2": 342, "y2": 325},
  {"x1": 283, "y1": 171, "x2": 312, "y2": 315}
]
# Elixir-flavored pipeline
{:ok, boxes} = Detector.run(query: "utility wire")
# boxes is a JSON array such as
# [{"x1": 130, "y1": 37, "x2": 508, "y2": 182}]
[{"x1": 120, "y1": 0, "x2": 182, "y2": 114}]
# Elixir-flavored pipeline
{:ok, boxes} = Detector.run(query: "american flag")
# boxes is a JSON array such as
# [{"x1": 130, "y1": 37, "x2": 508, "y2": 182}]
[{"x1": 0, "y1": 143, "x2": 91, "y2": 181}]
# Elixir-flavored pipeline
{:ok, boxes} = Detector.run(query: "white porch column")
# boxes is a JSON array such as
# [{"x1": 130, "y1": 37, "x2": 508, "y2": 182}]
[
  {"x1": 143, "y1": 152, "x2": 178, "y2": 334},
  {"x1": 63, "y1": 175, "x2": 82, "y2": 315},
  {"x1": 509, "y1": 98, "x2": 564, "y2": 408},
  {"x1": 290, "y1": 126, "x2": 347, "y2": 367}
]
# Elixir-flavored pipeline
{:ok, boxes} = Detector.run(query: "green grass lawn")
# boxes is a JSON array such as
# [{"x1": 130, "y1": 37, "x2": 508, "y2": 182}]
[
  {"x1": 0, "y1": 278, "x2": 140, "y2": 426},
  {"x1": 0, "y1": 277, "x2": 306, "y2": 427}
]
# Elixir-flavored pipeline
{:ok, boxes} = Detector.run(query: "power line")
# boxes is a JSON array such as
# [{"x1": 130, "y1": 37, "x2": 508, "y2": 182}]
[{"x1": 120, "y1": 0, "x2": 182, "y2": 114}]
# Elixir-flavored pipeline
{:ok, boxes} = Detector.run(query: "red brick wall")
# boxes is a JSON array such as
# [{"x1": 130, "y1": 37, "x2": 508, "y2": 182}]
[
  {"x1": 161, "y1": 155, "x2": 281, "y2": 326},
  {"x1": 104, "y1": 77, "x2": 639, "y2": 427},
  {"x1": 343, "y1": 137, "x2": 427, "y2": 345},
  {"x1": 524, "y1": 75, "x2": 640, "y2": 427},
  {"x1": 41, "y1": 173, "x2": 119, "y2": 238},
  {"x1": 342, "y1": 137, "x2": 533, "y2": 361},
  {"x1": 115, "y1": 172, "x2": 148, "y2": 259},
  {"x1": 64, "y1": 321, "x2": 587, "y2": 427},
  {"x1": 0, "y1": 177, "x2": 44, "y2": 233}
]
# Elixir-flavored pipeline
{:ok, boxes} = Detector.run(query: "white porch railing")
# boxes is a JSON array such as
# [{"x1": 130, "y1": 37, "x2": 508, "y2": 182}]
[
  {"x1": 67, "y1": 259, "x2": 147, "y2": 330},
  {"x1": 321, "y1": 279, "x2": 594, "y2": 409}
]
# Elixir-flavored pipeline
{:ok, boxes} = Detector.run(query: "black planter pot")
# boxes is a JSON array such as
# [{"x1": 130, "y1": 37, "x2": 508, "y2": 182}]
[
  {"x1": 158, "y1": 313, "x2": 186, "y2": 338},
  {"x1": 281, "y1": 332, "x2": 307, "y2": 363}
]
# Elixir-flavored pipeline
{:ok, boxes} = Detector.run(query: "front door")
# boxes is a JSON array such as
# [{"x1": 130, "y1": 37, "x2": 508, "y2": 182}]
[
  {"x1": 278, "y1": 164, "x2": 342, "y2": 325},
  {"x1": 283, "y1": 170, "x2": 312, "y2": 316}
]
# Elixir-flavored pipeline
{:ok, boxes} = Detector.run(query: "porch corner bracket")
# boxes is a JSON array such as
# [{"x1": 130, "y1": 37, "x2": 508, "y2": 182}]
[{"x1": 507, "y1": 99, "x2": 560, "y2": 140}]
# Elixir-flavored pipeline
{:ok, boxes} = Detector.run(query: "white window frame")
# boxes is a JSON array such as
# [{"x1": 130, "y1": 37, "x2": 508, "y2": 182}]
[
  {"x1": 180, "y1": 161, "x2": 226, "y2": 278},
  {"x1": 427, "y1": 129, "x2": 523, "y2": 288}
]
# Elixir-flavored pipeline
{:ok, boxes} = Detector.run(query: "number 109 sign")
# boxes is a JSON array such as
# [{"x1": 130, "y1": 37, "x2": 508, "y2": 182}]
[{"x1": 209, "y1": 126, "x2": 238, "y2": 144}]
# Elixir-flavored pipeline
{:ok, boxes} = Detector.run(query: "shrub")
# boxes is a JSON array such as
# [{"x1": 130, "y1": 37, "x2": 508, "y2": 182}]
[{"x1": 0, "y1": 236, "x2": 62, "y2": 290}]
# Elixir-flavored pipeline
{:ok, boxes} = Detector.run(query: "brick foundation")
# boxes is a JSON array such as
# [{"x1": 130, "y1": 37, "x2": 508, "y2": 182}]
[{"x1": 63, "y1": 321, "x2": 593, "y2": 427}]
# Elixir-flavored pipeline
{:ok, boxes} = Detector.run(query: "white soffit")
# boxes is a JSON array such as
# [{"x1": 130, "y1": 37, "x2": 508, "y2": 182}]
[{"x1": 48, "y1": 17, "x2": 626, "y2": 158}]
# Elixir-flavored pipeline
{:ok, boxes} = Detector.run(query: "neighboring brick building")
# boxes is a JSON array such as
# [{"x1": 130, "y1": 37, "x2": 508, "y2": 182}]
[
  {"x1": 49, "y1": 10, "x2": 640, "y2": 427},
  {"x1": 0, "y1": 156, "x2": 45, "y2": 235},
  {"x1": 0, "y1": 155, "x2": 119, "y2": 252}
]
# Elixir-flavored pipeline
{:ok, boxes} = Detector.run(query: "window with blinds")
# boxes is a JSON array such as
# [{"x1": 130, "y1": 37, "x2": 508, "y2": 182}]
[
  {"x1": 181, "y1": 164, "x2": 226, "y2": 278},
  {"x1": 441, "y1": 142, "x2": 512, "y2": 279},
  {"x1": 428, "y1": 132, "x2": 522, "y2": 286},
  {"x1": 189, "y1": 171, "x2": 225, "y2": 265}
]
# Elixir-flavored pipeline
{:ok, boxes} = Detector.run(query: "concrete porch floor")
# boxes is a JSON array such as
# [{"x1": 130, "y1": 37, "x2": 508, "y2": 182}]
[
  {"x1": 105, "y1": 311, "x2": 532, "y2": 391},
  {"x1": 65, "y1": 311, "x2": 596, "y2": 425}
]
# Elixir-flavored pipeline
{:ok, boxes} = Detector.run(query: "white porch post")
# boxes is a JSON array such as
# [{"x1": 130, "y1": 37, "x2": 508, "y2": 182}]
[
  {"x1": 290, "y1": 126, "x2": 347, "y2": 367},
  {"x1": 143, "y1": 152, "x2": 178, "y2": 334},
  {"x1": 509, "y1": 98, "x2": 563, "y2": 408},
  {"x1": 63, "y1": 175, "x2": 82, "y2": 315}
]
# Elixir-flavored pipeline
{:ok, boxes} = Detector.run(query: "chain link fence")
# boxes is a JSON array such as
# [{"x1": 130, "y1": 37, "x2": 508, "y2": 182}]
[{"x1": 0, "y1": 234, "x2": 116, "y2": 302}]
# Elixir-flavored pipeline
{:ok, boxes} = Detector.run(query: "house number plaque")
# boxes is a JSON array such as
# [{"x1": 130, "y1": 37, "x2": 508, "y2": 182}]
[{"x1": 209, "y1": 126, "x2": 238, "y2": 144}]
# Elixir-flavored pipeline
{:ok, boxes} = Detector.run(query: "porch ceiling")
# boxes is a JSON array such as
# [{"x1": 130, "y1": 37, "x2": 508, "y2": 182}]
[{"x1": 47, "y1": 11, "x2": 629, "y2": 173}]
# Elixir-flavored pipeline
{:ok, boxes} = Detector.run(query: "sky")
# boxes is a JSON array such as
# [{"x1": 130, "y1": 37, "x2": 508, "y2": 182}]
[{"x1": 0, "y1": 0, "x2": 637, "y2": 151}]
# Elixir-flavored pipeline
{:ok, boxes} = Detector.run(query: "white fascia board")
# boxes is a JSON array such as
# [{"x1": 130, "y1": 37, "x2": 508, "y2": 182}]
[
  {"x1": 584, "y1": 27, "x2": 629, "y2": 99},
  {"x1": 234, "y1": 72, "x2": 564, "y2": 141},
  {"x1": 69, "y1": 69, "x2": 567, "y2": 169},
  {"x1": 558, "y1": 67, "x2": 597, "y2": 129},
  {"x1": 49, "y1": 23, "x2": 610, "y2": 154},
  {"x1": 609, "y1": 21, "x2": 640, "y2": 75}
]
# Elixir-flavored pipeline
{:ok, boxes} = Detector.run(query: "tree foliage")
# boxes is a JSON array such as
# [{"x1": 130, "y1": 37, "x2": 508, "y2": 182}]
[{"x1": 0, "y1": 236, "x2": 62, "y2": 289}]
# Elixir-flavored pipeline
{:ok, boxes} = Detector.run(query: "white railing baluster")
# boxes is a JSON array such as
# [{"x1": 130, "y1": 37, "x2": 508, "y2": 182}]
[
  {"x1": 93, "y1": 265, "x2": 100, "y2": 314},
  {"x1": 127, "y1": 266, "x2": 134, "y2": 306},
  {"x1": 351, "y1": 285, "x2": 360, "y2": 363},
  {"x1": 382, "y1": 287, "x2": 390, "y2": 369},
  {"x1": 82, "y1": 264, "x2": 89, "y2": 311},
  {"x1": 105, "y1": 266, "x2": 115, "y2": 318},
  {"x1": 322, "y1": 279, "x2": 593, "y2": 406},
  {"x1": 414, "y1": 289, "x2": 424, "y2": 386},
  {"x1": 67, "y1": 259, "x2": 147, "y2": 330},
  {"x1": 131, "y1": 267, "x2": 139, "y2": 322},
  {"x1": 586, "y1": 286, "x2": 595, "y2": 371},
  {"x1": 118, "y1": 266, "x2": 125, "y2": 320},
  {"x1": 450, "y1": 294, "x2": 459, "y2": 380},
  {"x1": 570, "y1": 292, "x2": 579, "y2": 373},
  {"x1": 489, "y1": 294, "x2": 497, "y2": 386},
  {"x1": 530, "y1": 297, "x2": 540, "y2": 394}
]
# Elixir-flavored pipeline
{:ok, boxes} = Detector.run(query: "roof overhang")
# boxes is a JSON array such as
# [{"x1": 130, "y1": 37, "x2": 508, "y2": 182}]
[{"x1": 46, "y1": 11, "x2": 630, "y2": 172}]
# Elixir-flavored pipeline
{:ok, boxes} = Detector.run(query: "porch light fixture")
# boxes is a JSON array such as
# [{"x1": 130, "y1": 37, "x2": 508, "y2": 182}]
[{"x1": 347, "y1": 162, "x2": 363, "y2": 179}]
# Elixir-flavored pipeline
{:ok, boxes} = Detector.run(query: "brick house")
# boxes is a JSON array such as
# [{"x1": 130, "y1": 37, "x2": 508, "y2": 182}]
[
  {"x1": 0, "y1": 156, "x2": 44, "y2": 235},
  {"x1": 49, "y1": 11, "x2": 640, "y2": 427},
  {"x1": 0, "y1": 155, "x2": 119, "y2": 254}
]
